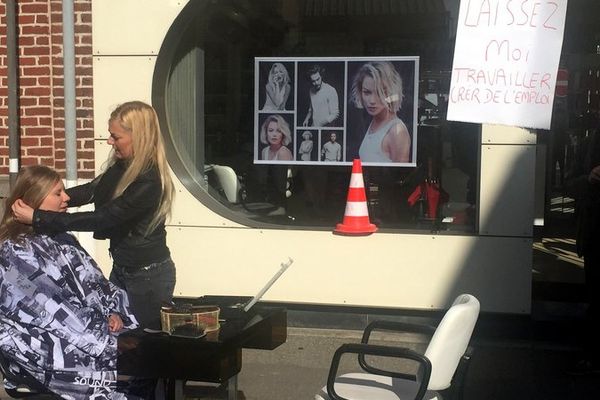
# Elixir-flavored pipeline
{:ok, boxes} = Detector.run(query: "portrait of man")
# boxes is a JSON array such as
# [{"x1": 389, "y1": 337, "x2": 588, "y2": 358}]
[
  {"x1": 321, "y1": 131, "x2": 342, "y2": 162},
  {"x1": 300, "y1": 63, "x2": 343, "y2": 128}
]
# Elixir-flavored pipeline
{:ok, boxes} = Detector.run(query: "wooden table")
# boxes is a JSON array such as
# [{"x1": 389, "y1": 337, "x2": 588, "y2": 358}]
[{"x1": 117, "y1": 296, "x2": 287, "y2": 400}]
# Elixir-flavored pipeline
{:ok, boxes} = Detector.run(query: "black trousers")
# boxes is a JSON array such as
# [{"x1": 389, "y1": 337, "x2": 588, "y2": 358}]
[{"x1": 110, "y1": 258, "x2": 176, "y2": 330}]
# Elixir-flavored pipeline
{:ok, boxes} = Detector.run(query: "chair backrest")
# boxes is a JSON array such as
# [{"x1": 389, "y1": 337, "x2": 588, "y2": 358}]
[
  {"x1": 423, "y1": 294, "x2": 480, "y2": 390},
  {"x1": 212, "y1": 165, "x2": 241, "y2": 203}
]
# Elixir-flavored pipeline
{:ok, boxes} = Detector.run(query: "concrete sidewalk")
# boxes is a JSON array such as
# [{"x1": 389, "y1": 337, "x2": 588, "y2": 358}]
[{"x1": 182, "y1": 324, "x2": 598, "y2": 400}]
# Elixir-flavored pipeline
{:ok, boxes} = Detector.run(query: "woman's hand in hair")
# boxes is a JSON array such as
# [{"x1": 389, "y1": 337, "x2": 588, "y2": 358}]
[{"x1": 11, "y1": 199, "x2": 34, "y2": 225}]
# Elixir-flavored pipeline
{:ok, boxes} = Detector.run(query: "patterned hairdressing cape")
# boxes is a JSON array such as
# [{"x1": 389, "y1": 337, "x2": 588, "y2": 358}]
[{"x1": 0, "y1": 233, "x2": 139, "y2": 399}]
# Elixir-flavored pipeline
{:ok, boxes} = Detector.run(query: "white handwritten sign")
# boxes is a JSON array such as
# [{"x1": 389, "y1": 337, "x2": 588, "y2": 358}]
[{"x1": 447, "y1": 0, "x2": 568, "y2": 129}]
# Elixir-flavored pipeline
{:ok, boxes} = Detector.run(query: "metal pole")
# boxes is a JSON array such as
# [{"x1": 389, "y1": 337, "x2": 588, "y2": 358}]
[
  {"x1": 7, "y1": 0, "x2": 20, "y2": 188},
  {"x1": 62, "y1": 0, "x2": 77, "y2": 188}
]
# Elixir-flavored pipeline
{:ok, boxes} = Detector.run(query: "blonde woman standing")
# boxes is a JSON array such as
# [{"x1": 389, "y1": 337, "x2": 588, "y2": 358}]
[
  {"x1": 298, "y1": 130, "x2": 314, "y2": 161},
  {"x1": 13, "y1": 101, "x2": 176, "y2": 330}
]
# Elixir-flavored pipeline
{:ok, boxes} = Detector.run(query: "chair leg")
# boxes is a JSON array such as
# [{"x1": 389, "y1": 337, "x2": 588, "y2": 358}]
[
  {"x1": 445, "y1": 352, "x2": 474, "y2": 400},
  {"x1": 227, "y1": 375, "x2": 238, "y2": 400}
]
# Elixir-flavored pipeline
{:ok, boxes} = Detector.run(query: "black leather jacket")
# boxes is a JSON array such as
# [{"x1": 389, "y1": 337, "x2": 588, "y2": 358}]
[{"x1": 33, "y1": 161, "x2": 170, "y2": 269}]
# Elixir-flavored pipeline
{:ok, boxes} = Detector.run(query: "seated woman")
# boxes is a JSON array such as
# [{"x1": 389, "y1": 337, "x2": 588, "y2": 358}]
[{"x1": 0, "y1": 165, "x2": 141, "y2": 399}]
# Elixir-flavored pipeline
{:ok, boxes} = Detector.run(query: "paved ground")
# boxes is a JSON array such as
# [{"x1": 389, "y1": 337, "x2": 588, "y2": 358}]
[{"x1": 183, "y1": 324, "x2": 598, "y2": 400}]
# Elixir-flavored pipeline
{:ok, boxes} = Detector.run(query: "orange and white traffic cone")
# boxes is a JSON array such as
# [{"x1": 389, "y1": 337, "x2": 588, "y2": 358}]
[{"x1": 334, "y1": 159, "x2": 377, "y2": 235}]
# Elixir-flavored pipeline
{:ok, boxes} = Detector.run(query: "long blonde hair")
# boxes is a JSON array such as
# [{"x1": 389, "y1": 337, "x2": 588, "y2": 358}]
[
  {"x1": 0, "y1": 165, "x2": 61, "y2": 243},
  {"x1": 108, "y1": 101, "x2": 175, "y2": 234}
]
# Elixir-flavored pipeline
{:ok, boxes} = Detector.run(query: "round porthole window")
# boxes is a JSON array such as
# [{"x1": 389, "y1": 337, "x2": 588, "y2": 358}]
[{"x1": 153, "y1": 0, "x2": 479, "y2": 233}]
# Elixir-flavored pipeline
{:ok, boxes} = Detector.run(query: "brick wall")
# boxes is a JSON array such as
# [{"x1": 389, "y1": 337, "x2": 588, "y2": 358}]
[{"x1": 0, "y1": 0, "x2": 94, "y2": 179}]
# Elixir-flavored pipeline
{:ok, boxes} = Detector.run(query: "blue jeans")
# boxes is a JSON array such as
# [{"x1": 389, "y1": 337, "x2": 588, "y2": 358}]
[{"x1": 110, "y1": 257, "x2": 176, "y2": 330}]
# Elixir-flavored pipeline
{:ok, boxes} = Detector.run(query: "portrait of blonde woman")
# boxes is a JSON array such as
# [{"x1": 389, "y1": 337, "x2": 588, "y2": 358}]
[
  {"x1": 298, "y1": 130, "x2": 314, "y2": 161},
  {"x1": 260, "y1": 114, "x2": 293, "y2": 161},
  {"x1": 262, "y1": 62, "x2": 292, "y2": 111},
  {"x1": 350, "y1": 61, "x2": 411, "y2": 163}
]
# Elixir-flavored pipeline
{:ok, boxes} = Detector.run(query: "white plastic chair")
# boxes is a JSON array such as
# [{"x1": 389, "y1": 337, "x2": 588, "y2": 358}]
[
  {"x1": 211, "y1": 165, "x2": 242, "y2": 203},
  {"x1": 315, "y1": 294, "x2": 480, "y2": 400}
]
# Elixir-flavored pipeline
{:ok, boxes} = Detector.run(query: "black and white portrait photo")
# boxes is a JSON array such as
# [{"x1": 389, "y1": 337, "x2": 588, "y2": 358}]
[
  {"x1": 258, "y1": 61, "x2": 295, "y2": 111},
  {"x1": 296, "y1": 129, "x2": 317, "y2": 161},
  {"x1": 297, "y1": 62, "x2": 345, "y2": 128}
]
